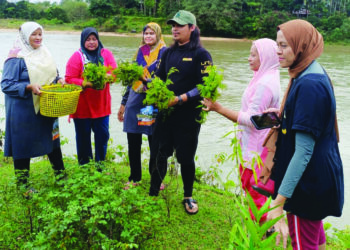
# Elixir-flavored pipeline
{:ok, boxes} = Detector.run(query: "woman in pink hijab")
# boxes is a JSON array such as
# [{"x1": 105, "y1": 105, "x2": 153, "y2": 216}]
[{"x1": 202, "y1": 38, "x2": 280, "y2": 222}]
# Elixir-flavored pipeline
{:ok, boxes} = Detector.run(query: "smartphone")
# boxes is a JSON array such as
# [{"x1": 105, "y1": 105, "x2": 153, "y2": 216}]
[{"x1": 250, "y1": 112, "x2": 281, "y2": 130}]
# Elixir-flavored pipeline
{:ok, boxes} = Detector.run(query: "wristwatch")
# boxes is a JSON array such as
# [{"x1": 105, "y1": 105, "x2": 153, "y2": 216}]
[{"x1": 177, "y1": 95, "x2": 183, "y2": 105}]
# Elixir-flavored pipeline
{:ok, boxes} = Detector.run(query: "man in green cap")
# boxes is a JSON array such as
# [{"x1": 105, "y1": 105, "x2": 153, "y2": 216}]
[{"x1": 149, "y1": 10, "x2": 212, "y2": 215}]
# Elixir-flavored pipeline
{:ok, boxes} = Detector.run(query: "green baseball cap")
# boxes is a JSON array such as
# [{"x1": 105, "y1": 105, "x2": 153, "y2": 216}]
[{"x1": 167, "y1": 10, "x2": 197, "y2": 26}]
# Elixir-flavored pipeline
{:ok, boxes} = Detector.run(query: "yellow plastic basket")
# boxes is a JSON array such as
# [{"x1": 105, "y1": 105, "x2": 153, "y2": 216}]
[{"x1": 40, "y1": 84, "x2": 82, "y2": 117}]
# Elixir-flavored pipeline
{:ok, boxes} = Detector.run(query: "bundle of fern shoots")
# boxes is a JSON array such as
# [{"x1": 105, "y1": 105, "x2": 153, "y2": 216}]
[
  {"x1": 113, "y1": 61, "x2": 144, "y2": 87},
  {"x1": 82, "y1": 63, "x2": 112, "y2": 90},
  {"x1": 143, "y1": 68, "x2": 178, "y2": 116},
  {"x1": 197, "y1": 65, "x2": 226, "y2": 123}
]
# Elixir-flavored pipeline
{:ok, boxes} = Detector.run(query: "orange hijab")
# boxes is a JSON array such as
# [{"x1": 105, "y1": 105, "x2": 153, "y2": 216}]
[
  {"x1": 260, "y1": 20, "x2": 339, "y2": 184},
  {"x1": 265, "y1": 19, "x2": 339, "y2": 144}
]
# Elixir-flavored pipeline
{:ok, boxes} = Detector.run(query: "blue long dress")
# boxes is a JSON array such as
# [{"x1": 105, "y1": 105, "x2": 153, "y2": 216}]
[
  {"x1": 121, "y1": 46, "x2": 167, "y2": 135},
  {"x1": 1, "y1": 58, "x2": 60, "y2": 160}
]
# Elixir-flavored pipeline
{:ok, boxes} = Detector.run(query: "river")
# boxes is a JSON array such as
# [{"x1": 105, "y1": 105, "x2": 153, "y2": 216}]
[{"x1": 0, "y1": 31, "x2": 349, "y2": 229}]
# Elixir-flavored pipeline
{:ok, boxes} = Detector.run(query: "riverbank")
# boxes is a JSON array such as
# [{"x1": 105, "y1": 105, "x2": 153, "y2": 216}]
[
  {"x1": 0, "y1": 27, "x2": 250, "y2": 42},
  {"x1": 2, "y1": 26, "x2": 347, "y2": 45},
  {"x1": 0, "y1": 150, "x2": 349, "y2": 249}
]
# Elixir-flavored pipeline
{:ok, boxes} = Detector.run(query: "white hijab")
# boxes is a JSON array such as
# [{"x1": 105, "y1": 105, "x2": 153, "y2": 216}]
[{"x1": 9, "y1": 22, "x2": 57, "y2": 114}]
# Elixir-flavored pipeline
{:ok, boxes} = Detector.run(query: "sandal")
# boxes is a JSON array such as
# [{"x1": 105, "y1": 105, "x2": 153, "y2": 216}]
[
  {"x1": 182, "y1": 198, "x2": 198, "y2": 215},
  {"x1": 23, "y1": 187, "x2": 38, "y2": 199},
  {"x1": 123, "y1": 181, "x2": 140, "y2": 190}
]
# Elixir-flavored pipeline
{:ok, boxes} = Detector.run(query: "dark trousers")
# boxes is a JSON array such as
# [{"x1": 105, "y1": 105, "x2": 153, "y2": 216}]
[
  {"x1": 73, "y1": 116, "x2": 110, "y2": 165},
  {"x1": 149, "y1": 120, "x2": 200, "y2": 197},
  {"x1": 14, "y1": 147, "x2": 64, "y2": 186},
  {"x1": 127, "y1": 133, "x2": 152, "y2": 182}
]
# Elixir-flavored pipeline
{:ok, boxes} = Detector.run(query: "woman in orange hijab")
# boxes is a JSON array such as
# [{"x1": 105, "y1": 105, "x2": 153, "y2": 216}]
[{"x1": 267, "y1": 20, "x2": 344, "y2": 249}]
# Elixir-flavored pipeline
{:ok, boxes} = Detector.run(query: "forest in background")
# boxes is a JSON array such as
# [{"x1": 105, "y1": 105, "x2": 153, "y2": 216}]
[{"x1": 1, "y1": 0, "x2": 350, "y2": 42}]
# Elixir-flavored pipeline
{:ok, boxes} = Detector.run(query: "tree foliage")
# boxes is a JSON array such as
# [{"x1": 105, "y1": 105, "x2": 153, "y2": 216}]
[
  {"x1": 1, "y1": 0, "x2": 350, "y2": 41},
  {"x1": 61, "y1": 0, "x2": 90, "y2": 22}
]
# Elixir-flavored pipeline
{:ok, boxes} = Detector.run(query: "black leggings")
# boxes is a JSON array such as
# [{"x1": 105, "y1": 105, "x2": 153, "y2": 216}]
[
  {"x1": 14, "y1": 147, "x2": 64, "y2": 186},
  {"x1": 149, "y1": 120, "x2": 200, "y2": 197},
  {"x1": 127, "y1": 133, "x2": 152, "y2": 182}
]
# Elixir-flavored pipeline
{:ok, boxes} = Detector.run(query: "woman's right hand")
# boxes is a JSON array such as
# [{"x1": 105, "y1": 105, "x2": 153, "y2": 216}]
[
  {"x1": 26, "y1": 83, "x2": 41, "y2": 96},
  {"x1": 201, "y1": 98, "x2": 221, "y2": 112},
  {"x1": 267, "y1": 196, "x2": 289, "y2": 249},
  {"x1": 118, "y1": 105, "x2": 125, "y2": 122},
  {"x1": 82, "y1": 81, "x2": 93, "y2": 88}
]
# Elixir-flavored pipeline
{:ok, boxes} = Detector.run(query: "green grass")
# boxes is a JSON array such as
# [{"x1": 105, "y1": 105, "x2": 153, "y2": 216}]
[
  {"x1": 0, "y1": 18, "x2": 77, "y2": 31},
  {"x1": 0, "y1": 151, "x2": 238, "y2": 249},
  {"x1": 0, "y1": 148, "x2": 348, "y2": 249}
]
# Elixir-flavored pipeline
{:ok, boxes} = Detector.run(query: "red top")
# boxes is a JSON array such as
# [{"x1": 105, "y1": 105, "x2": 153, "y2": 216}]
[{"x1": 65, "y1": 48, "x2": 117, "y2": 119}]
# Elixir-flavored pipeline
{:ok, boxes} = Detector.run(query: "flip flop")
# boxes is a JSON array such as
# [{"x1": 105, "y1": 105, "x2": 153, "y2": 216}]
[{"x1": 182, "y1": 198, "x2": 198, "y2": 215}]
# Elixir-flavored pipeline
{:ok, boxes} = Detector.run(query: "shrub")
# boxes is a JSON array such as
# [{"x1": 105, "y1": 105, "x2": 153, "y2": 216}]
[{"x1": 0, "y1": 161, "x2": 161, "y2": 248}]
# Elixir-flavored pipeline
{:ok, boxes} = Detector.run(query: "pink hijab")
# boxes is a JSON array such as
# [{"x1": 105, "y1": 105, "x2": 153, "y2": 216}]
[
  {"x1": 248, "y1": 38, "x2": 279, "y2": 90},
  {"x1": 238, "y1": 38, "x2": 280, "y2": 166}
]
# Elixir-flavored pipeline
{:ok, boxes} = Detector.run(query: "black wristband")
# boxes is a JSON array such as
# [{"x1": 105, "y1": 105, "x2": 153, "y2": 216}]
[{"x1": 177, "y1": 95, "x2": 183, "y2": 105}]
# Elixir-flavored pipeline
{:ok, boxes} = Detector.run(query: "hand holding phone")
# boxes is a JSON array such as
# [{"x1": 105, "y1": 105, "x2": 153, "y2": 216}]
[{"x1": 250, "y1": 112, "x2": 281, "y2": 130}]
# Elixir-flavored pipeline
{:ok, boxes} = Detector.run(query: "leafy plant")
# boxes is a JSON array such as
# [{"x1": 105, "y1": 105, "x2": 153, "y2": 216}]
[
  {"x1": 197, "y1": 152, "x2": 227, "y2": 188},
  {"x1": 197, "y1": 65, "x2": 226, "y2": 123},
  {"x1": 143, "y1": 67, "x2": 177, "y2": 116},
  {"x1": 159, "y1": 153, "x2": 181, "y2": 219},
  {"x1": 229, "y1": 194, "x2": 284, "y2": 249},
  {"x1": 83, "y1": 63, "x2": 111, "y2": 90},
  {"x1": 0, "y1": 161, "x2": 160, "y2": 249},
  {"x1": 105, "y1": 138, "x2": 129, "y2": 164},
  {"x1": 113, "y1": 61, "x2": 144, "y2": 87},
  {"x1": 324, "y1": 223, "x2": 350, "y2": 249}
]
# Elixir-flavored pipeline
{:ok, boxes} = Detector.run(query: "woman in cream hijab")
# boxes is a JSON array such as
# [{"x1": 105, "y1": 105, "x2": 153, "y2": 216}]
[{"x1": 1, "y1": 22, "x2": 64, "y2": 192}]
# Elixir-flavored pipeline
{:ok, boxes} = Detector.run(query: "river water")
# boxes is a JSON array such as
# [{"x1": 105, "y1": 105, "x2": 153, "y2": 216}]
[{"x1": 0, "y1": 31, "x2": 349, "y2": 229}]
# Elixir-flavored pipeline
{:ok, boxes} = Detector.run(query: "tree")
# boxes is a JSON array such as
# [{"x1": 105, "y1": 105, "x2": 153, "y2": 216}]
[
  {"x1": 3, "y1": 2, "x2": 16, "y2": 18},
  {"x1": 183, "y1": 0, "x2": 242, "y2": 37},
  {"x1": 45, "y1": 6, "x2": 70, "y2": 23},
  {"x1": 61, "y1": 0, "x2": 90, "y2": 21},
  {"x1": 157, "y1": 0, "x2": 182, "y2": 16},
  {"x1": 321, "y1": 13, "x2": 344, "y2": 31},
  {"x1": 89, "y1": 0, "x2": 115, "y2": 19},
  {"x1": 144, "y1": 0, "x2": 156, "y2": 16},
  {"x1": 14, "y1": 1, "x2": 30, "y2": 19},
  {"x1": 0, "y1": 0, "x2": 6, "y2": 18},
  {"x1": 256, "y1": 11, "x2": 291, "y2": 38}
]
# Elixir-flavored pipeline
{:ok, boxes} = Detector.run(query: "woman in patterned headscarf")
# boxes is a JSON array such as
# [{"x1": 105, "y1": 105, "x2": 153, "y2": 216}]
[
  {"x1": 266, "y1": 19, "x2": 344, "y2": 249},
  {"x1": 117, "y1": 22, "x2": 166, "y2": 188},
  {"x1": 1, "y1": 22, "x2": 64, "y2": 190}
]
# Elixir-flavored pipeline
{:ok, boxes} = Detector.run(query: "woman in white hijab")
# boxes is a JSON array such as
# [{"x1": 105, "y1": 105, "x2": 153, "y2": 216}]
[{"x1": 1, "y1": 22, "x2": 64, "y2": 192}]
